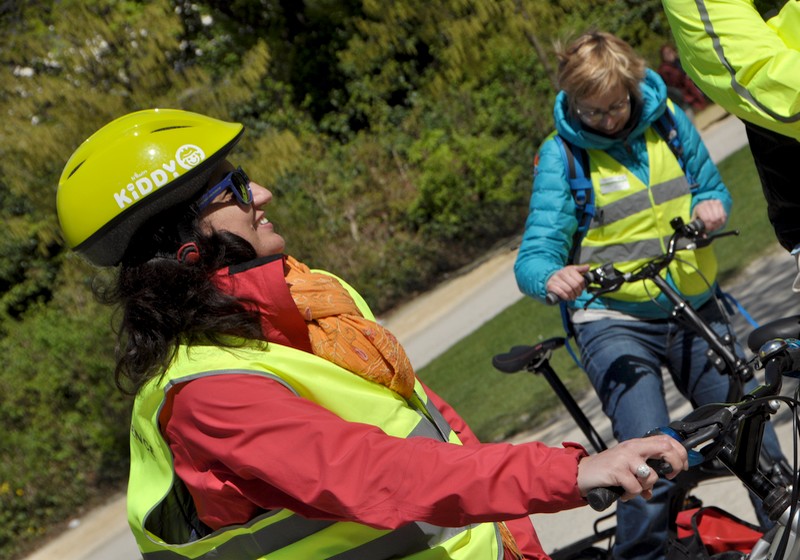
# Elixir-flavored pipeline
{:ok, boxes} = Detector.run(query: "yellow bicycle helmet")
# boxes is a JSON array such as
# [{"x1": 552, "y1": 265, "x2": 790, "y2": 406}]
[{"x1": 57, "y1": 108, "x2": 244, "y2": 267}]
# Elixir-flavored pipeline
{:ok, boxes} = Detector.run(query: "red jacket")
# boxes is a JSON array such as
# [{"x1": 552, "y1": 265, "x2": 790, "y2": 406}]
[{"x1": 161, "y1": 376, "x2": 588, "y2": 559}]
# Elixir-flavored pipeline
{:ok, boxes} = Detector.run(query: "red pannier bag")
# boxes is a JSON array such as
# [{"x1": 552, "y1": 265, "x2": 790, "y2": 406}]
[{"x1": 676, "y1": 506, "x2": 764, "y2": 555}]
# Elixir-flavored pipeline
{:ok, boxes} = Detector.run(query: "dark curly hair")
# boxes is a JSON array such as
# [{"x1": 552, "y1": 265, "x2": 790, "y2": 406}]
[{"x1": 97, "y1": 205, "x2": 265, "y2": 395}]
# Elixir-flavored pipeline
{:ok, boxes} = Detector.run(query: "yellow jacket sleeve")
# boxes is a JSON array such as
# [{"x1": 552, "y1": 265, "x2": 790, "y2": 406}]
[{"x1": 661, "y1": 0, "x2": 800, "y2": 140}]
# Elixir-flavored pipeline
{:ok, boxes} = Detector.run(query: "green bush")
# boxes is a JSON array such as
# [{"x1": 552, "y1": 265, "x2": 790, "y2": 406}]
[{"x1": 0, "y1": 299, "x2": 129, "y2": 559}]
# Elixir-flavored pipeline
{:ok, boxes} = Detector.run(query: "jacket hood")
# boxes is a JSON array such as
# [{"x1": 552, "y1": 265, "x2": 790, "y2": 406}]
[{"x1": 553, "y1": 68, "x2": 668, "y2": 150}]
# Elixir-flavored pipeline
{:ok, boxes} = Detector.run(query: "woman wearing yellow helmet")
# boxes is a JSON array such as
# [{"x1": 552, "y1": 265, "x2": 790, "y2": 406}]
[{"x1": 58, "y1": 108, "x2": 687, "y2": 560}]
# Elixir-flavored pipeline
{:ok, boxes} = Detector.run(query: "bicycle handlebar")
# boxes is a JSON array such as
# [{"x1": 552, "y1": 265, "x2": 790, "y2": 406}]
[
  {"x1": 545, "y1": 292, "x2": 560, "y2": 306},
  {"x1": 544, "y1": 217, "x2": 737, "y2": 305},
  {"x1": 585, "y1": 457, "x2": 675, "y2": 512},
  {"x1": 585, "y1": 338, "x2": 800, "y2": 512},
  {"x1": 583, "y1": 218, "x2": 723, "y2": 300}
]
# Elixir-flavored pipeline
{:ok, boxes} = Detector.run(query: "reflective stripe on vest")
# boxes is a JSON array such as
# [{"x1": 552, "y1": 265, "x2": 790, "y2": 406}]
[
  {"x1": 577, "y1": 127, "x2": 717, "y2": 301},
  {"x1": 129, "y1": 341, "x2": 502, "y2": 560},
  {"x1": 139, "y1": 508, "x2": 492, "y2": 560},
  {"x1": 692, "y1": 0, "x2": 800, "y2": 125},
  {"x1": 585, "y1": 175, "x2": 689, "y2": 229}
]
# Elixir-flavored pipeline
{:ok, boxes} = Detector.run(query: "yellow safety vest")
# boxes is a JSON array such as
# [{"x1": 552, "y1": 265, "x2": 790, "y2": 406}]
[
  {"x1": 127, "y1": 277, "x2": 503, "y2": 560},
  {"x1": 577, "y1": 127, "x2": 718, "y2": 304}
]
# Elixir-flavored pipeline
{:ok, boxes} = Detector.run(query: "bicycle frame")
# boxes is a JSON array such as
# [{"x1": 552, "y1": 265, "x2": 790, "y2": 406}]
[
  {"x1": 751, "y1": 509, "x2": 800, "y2": 559},
  {"x1": 514, "y1": 217, "x2": 800, "y2": 558},
  {"x1": 492, "y1": 337, "x2": 607, "y2": 454},
  {"x1": 645, "y1": 272, "x2": 750, "y2": 402},
  {"x1": 579, "y1": 334, "x2": 800, "y2": 559}
]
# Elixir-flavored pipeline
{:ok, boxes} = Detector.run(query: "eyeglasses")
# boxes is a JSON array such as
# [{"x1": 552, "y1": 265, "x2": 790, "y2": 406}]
[
  {"x1": 575, "y1": 94, "x2": 631, "y2": 125},
  {"x1": 196, "y1": 167, "x2": 253, "y2": 211}
]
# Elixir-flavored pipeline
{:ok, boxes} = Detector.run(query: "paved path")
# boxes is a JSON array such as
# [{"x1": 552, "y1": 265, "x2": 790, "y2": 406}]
[{"x1": 25, "y1": 109, "x2": 772, "y2": 560}]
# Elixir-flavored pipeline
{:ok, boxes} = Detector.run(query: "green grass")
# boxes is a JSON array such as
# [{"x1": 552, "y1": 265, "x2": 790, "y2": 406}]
[{"x1": 416, "y1": 146, "x2": 780, "y2": 443}]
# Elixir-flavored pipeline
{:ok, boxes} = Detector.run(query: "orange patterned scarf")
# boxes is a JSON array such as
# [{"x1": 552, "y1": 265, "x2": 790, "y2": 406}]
[{"x1": 284, "y1": 256, "x2": 416, "y2": 398}]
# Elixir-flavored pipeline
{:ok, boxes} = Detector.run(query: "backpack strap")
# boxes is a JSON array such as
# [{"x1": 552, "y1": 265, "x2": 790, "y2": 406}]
[
  {"x1": 715, "y1": 284, "x2": 759, "y2": 329},
  {"x1": 553, "y1": 134, "x2": 595, "y2": 265},
  {"x1": 552, "y1": 134, "x2": 596, "y2": 368}
]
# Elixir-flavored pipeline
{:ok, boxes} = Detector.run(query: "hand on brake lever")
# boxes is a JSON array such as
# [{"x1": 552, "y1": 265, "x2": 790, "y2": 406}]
[
  {"x1": 582, "y1": 263, "x2": 626, "y2": 308},
  {"x1": 578, "y1": 435, "x2": 688, "y2": 509},
  {"x1": 651, "y1": 404, "x2": 734, "y2": 466}
]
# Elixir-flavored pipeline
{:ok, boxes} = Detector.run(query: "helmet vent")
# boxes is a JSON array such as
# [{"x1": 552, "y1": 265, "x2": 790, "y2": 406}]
[
  {"x1": 67, "y1": 161, "x2": 85, "y2": 179},
  {"x1": 152, "y1": 125, "x2": 191, "y2": 133}
]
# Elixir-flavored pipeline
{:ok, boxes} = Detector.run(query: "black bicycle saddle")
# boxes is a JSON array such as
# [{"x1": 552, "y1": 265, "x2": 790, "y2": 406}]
[{"x1": 747, "y1": 315, "x2": 800, "y2": 353}]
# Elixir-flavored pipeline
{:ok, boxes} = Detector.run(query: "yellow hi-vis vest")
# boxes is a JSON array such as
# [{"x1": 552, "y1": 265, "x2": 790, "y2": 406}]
[
  {"x1": 127, "y1": 278, "x2": 504, "y2": 559},
  {"x1": 577, "y1": 126, "x2": 718, "y2": 304}
]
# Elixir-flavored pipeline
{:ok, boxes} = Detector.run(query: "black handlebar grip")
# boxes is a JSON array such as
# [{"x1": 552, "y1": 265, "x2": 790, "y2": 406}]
[
  {"x1": 545, "y1": 292, "x2": 560, "y2": 305},
  {"x1": 585, "y1": 458, "x2": 673, "y2": 511},
  {"x1": 686, "y1": 218, "x2": 706, "y2": 235},
  {"x1": 586, "y1": 486, "x2": 623, "y2": 511}
]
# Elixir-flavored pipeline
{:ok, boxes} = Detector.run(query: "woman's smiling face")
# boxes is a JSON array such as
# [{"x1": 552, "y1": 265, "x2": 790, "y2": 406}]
[{"x1": 198, "y1": 161, "x2": 285, "y2": 257}]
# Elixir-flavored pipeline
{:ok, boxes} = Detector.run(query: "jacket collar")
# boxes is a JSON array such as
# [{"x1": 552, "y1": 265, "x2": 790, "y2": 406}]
[{"x1": 213, "y1": 254, "x2": 313, "y2": 353}]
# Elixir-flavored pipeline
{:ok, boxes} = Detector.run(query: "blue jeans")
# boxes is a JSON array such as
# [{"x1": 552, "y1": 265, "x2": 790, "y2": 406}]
[{"x1": 573, "y1": 300, "x2": 785, "y2": 560}]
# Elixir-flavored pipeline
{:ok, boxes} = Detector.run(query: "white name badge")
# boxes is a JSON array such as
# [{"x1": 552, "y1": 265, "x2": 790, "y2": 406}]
[{"x1": 599, "y1": 175, "x2": 630, "y2": 195}]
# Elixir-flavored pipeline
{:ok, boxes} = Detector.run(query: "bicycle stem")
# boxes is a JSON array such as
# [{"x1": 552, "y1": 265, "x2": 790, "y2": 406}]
[{"x1": 648, "y1": 273, "x2": 749, "y2": 401}]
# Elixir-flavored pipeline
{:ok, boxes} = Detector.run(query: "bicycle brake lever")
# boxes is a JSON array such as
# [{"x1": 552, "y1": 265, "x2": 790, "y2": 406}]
[
  {"x1": 582, "y1": 290, "x2": 605, "y2": 309},
  {"x1": 583, "y1": 265, "x2": 625, "y2": 308},
  {"x1": 712, "y1": 229, "x2": 740, "y2": 240},
  {"x1": 667, "y1": 404, "x2": 734, "y2": 435},
  {"x1": 660, "y1": 405, "x2": 735, "y2": 462},
  {"x1": 694, "y1": 229, "x2": 739, "y2": 249},
  {"x1": 680, "y1": 424, "x2": 724, "y2": 451},
  {"x1": 583, "y1": 277, "x2": 627, "y2": 308}
]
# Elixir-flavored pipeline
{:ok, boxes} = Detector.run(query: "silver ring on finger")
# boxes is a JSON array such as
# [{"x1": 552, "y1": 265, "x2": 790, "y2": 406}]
[{"x1": 635, "y1": 464, "x2": 651, "y2": 478}]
